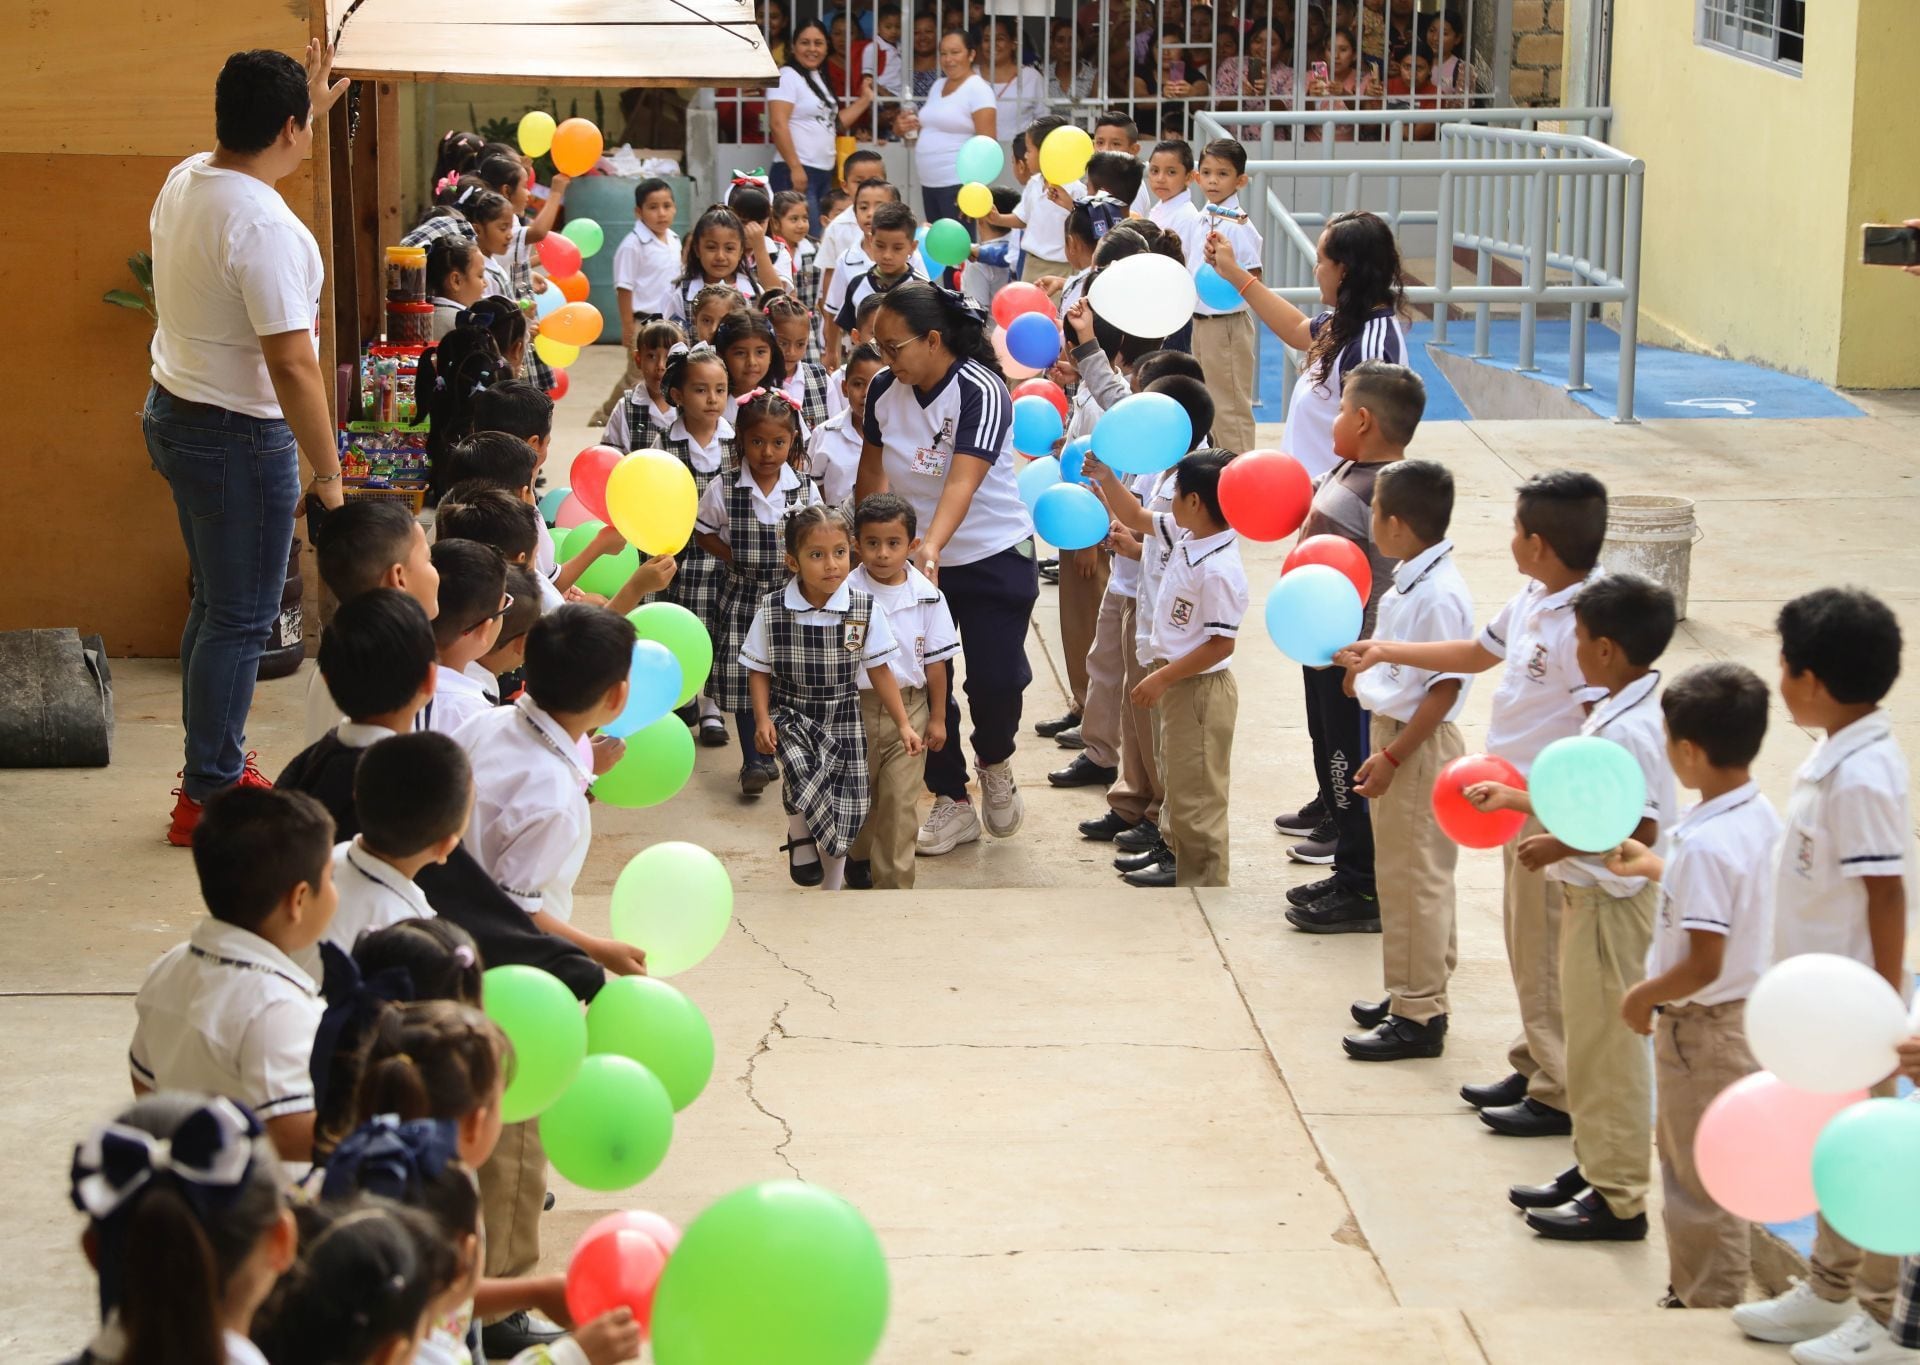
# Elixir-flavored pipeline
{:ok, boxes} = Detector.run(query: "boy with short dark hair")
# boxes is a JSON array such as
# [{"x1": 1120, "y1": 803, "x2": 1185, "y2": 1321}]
[
  {"x1": 323, "y1": 731, "x2": 474, "y2": 954},
  {"x1": 131, "y1": 785, "x2": 338, "y2": 1161},
  {"x1": 1093, "y1": 111, "x2": 1150, "y2": 214},
  {"x1": 1085, "y1": 150, "x2": 1144, "y2": 208},
  {"x1": 989, "y1": 115, "x2": 1087, "y2": 282},
  {"x1": 479, "y1": 564, "x2": 543, "y2": 699},
  {"x1": 835, "y1": 201, "x2": 922, "y2": 334},
  {"x1": 817, "y1": 150, "x2": 886, "y2": 314},
  {"x1": 1191, "y1": 136, "x2": 1262, "y2": 452},
  {"x1": 471, "y1": 380, "x2": 562, "y2": 579},
  {"x1": 426, "y1": 538, "x2": 510, "y2": 735}
]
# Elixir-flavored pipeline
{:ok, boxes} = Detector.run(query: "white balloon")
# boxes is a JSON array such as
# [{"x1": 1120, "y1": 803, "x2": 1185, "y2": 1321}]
[
  {"x1": 1747, "y1": 954, "x2": 1908, "y2": 1094},
  {"x1": 1086, "y1": 254, "x2": 1200, "y2": 340}
]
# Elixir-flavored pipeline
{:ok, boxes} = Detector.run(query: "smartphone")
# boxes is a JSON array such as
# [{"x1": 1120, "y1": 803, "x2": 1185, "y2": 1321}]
[
  {"x1": 1309, "y1": 60, "x2": 1330, "y2": 83},
  {"x1": 1170, "y1": 59, "x2": 1186, "y2": 81},
  {"x1": 1862, "y1": 224, "x2": 1920, "y2": 267}
]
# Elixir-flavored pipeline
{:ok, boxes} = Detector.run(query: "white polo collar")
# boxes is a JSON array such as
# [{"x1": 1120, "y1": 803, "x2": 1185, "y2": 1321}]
[
  {"x1": 668, "y1": 415, "x2": 733, "y2": 449},
  {"x1": 1536, "y1": 570, "x2": 1595, "y2": 613},
  {"x1": 438, "y1": 664, "x2": 491, "y2": 702},
  {"x1": 461, "y1": 660, "x2": 498, "y2": 693},
  {"x1": 1588, "y1": 669, "x2": 1661, "y2": 731},
  {"x1": 1392, "y1": 539, "x2": 1454, "y2": 593},
  {"x1": 782, "y1": 578, "x2": 854, "y2": 612},
  {"x1": 734, "y1": 463, "x2": 804, "y2": 493},
  {"x1": 514, "y1": 694, "x2": 592, "y2": 783},
  {"x1": 344, "y1": 838, "x2": 429, "y2": 908},
  {"x1": 336, "y1": 721, "x2": 400, "y2": 750},
  {"x1": 188, "y1": 917, "x2": 319, "y2": 997},
  {"x1": 1180, "y1": 525, "x2": 1238, "y2": 566},
  {"x1": 1675, "y1": 780, "x2": 1763, "y2": 835},
  {"x1": 1801, "y1": 708, "x2": 1894, "y2": 782}
]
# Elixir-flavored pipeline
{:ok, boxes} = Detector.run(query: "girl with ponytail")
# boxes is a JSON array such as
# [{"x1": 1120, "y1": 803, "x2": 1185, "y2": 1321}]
[
  {"x1": 251, "y1": 1199, "x2": 453, "y2": 1365},
  {"x1": 417, "y1": 326, "x2": 507, "y2": 500}
]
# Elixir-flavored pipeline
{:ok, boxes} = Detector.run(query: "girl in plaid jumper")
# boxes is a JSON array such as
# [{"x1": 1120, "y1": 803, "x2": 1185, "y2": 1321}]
[
  {"x1": 604, "y1": 318, "x2": 685, "y2": 453},
  {"x1": 766, "y1": 293, "x2": 836, "y2": 431},
  {"x1": 743, "y1": 504, "x2": 923, "y2": 888},
  {"x1": 771, "y1": 190, "x2": 826, "y2": 363},
  {"x1": 715, "y1": 309, "x2": 804, "y2": 440},
  {"x1": 695, "y1": 389, "x2": 824, "y2": 793}
]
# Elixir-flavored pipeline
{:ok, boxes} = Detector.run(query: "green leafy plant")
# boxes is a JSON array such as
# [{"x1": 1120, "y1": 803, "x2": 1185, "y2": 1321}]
[{"x1": 103, "y1": 251, "x2": 157, "y2": 323}]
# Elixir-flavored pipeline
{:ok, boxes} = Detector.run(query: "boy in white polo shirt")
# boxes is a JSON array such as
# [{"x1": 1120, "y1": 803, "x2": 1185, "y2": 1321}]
[
  {"x1": 846, "y1": 493, "x2": 959, "y2": 890},
  {"x1": 1607, "y1": 662, "x2": 1782, "y2": 1308},
  {"x1": 321, "y1": 732, "x2": 472, "y2": 955},
  {"x1": 425, "y1": 538, "x2": 508, "y2": 736},
  {"x1": 1733, "y1": 587, "x2": 1911, "y2": 1363},
  {"x1": 130, "y1": 786, "x2": 338, "y2": 1163},
  {"x1": 1191, "y1": 136, "x2": 1264, "y2": 454},
  {"x1": 988, "y1": 115, "x2": 1087, "y2": 283}
]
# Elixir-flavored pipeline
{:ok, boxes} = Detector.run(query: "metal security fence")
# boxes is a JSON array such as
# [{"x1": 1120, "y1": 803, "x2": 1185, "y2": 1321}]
[{"x1": 1194, "y1": 105, "x2": 1647, "y2": 421}]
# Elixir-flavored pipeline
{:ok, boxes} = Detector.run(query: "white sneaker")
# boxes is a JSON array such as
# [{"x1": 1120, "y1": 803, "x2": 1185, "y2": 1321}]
[
  {"x1": 1733, "y1": 1280, "x2": 1856, "y2": 1344},
  {"x1": 916, "y1": 796, "x2": 981, "y2": 856},
  {"x1": 1789, "y1": 1311, "x2": 1920, "y2": 1365},
  {"x1": 977, "y1": 761, "x2": 1024, "y2": 838}
]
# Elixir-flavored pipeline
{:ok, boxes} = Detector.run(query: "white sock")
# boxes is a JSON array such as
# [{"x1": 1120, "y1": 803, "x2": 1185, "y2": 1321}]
[
  {"x1": 786, "y1": 812, "x2": 820, "y2": 867},
  {"x1": 698, "y1": 695, "x2": 724, "y2": 722},
  {"x1": 821, "y1": 855, "x2": 847, "y2": 891}
]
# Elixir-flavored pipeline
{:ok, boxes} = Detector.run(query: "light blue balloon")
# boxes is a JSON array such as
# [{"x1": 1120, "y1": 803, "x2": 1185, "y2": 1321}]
[
  {"x1": 955, "y1": 135, "x2": 1005, "y2": 185},
  {"x1": 1032, "y1": 483, "x2": 1109, "y2": 550},
  {"x1": 1060, "y1": 435, "x2": 1091, "y2": 487},
  {"x1": 1194, "y1": 263, "x2": 1242, "y2": 311},
  {"x1": 1091, "y1": 392, "x2": 1193, "y2": 476},
  {"x1": 537, "y1": 486, "x2": 572, "y2": 525},
  {"x1": 1529, "y1": 735, "x2": 1648, "y2": 853},
  {"x1": 1812, "y1": 1099, "x2": 1920, "y2": 1255},
  {"x1": 1264, "y1": 564, "x2": 1363, "y2": 666},
  {"x1": 1011, "y1": 395, "x2": 1065, "y2": 456},
  {"x1": 602, "y1": 640, "x2": 684, "y2": 739},
  {"x1": 1016, "y1": 455, "x2": 1062, "y2": 512},
  {"x1": 534, "y1": 282, "x2": 564, "y2": 320}
]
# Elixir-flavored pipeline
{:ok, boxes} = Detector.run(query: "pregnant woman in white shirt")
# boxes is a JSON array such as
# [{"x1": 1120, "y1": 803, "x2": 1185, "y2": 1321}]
[{"x1": 897, "y1": 28, "x2": 998, "y2": 226}]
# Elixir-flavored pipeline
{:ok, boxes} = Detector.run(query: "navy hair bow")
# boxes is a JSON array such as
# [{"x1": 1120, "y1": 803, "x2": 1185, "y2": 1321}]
[
  {"x1": 320, "y1": 1114, "x2": 462, "y2": 1203},
  {"x1": 309, "y1": 942, "x2": 416, "y2": 1120},
  {"x1": 71, "y1": 1096, "x2": 262, "y2": 1220},
  {"x1": 932, "y1": 284, "x2": 992, "y2": 329}
]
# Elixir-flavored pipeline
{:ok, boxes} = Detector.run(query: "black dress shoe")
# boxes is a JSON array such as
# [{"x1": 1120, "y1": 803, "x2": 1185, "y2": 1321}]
[
  {"x1": 1460, "y1": 1072, "x2": 1528, "y2": 1110},
  {"x1": 1114, "y1": 844, "x2": 1167, "y2": 873},
  {"x1": 1122, "y1": 859, "x2": 1177, "y2": 887},
  {"x1": 1286, "y1": 875, "x2": 1340, "y2": 908},
  {"x1": 781, "y1": 837, "x2": 824, "y2": 887},
  {"x1": 1114, "y1": 819, "x2": 1161, "y2": 852},
  {"x1": 1285, "y1": 887, "x2": 1381, "y2": 934},
  {"x1": 1350, "y1": 996, "x2": 1390, "y2": 1028},
  {"x1": 482, "y1": 1312, "x2": 566, "y2": 1358},
  {"x1": 1509, "y1": 1165, "x2": 1587, "y2": 1210},
  {"x1": 1525, "y1": 1189, "x2": 1648, "y2": 1242},
  {"x1": 698, "y1": 716, "x2": 731, "y2": 747},
  {"x1": 1079, "y1": 809, "x2": 1133, "y2": 841},
  {"x1": 1343, "y1": 1014, "x2": 1447, "y2": 1061},
  {"x1": 740, "y1": 762, "x2": 775, "y2": 797},
  {"x1": 1033, "y1": 710, "x2": 1081, "y2": 738},
  {"x1": 844, "y1": 858, "x2": 873, "y2": 890},
  {"x1": 1048, "y1": 754, "x2": 1118, "y2": 788},
  {"x1": 1480, "y1": 1096, "x2": 1574, "y2": 1137}
]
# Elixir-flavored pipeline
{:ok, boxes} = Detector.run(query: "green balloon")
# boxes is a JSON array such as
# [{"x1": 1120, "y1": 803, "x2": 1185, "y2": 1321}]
[
  {"x1": 627, "y1": 601, "x2": 713, "y2": 706},
  {"x1": 538, "y1": 1054, "x2": 674, "y2": 1191},
  {"x1": 1812, "y1": 1099, "x2": 1920, "y2": 1255},
  {"x1": 1530, "y1": 734, "x2": 1648, "y2": 852},
  {"x1": 954, "y1": 134, "x2": 1004, "y2": 185},
  {"x1": 608, "y1": 841, "x2": 732, "y2": 977},
  {"x1": 651, "y1": 1180, "x2": 889, "y2": 1365},
  {"x1": 482, "y1": 965, "x2": 587, "y2": 1123},
  {"x1": 558, "y1": 519, "x2": 605, "y2": 559},
  {"x1": 577, "y1": 545, "x2": 640, "y2": 597},
  {"x1": 923, "y1": 217, "x2": 972, "y2": 268},
  {"x1": 561, "y1": 216, "x2": 606, "y2": 259},
  {"x1": 592, "y1": 714, "x2": 695, "y2": 809},
  {"x1": 585, "y1": 976, "x2": 715, "y2": 1110}
]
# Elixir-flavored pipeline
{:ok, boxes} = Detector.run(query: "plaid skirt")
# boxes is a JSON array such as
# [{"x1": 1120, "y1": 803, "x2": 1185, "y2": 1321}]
[
  {"x1": 669, "y1": 543, "x2": 725, "y2": 625},
  {"x1": 775, "y1": 695, "x2": 870, "y2": 855},
  {"x1": 708, "y1": 565, "x2": 787, "y2": 713}
]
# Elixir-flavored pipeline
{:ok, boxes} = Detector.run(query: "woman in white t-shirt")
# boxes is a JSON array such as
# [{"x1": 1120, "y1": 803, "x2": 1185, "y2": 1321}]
[
  {"x1": 896, "y1": 29, "x2": 997, "y2": 225},
  {"x1": 769, "y1": 20, "x2": 876, "y2": 236}
]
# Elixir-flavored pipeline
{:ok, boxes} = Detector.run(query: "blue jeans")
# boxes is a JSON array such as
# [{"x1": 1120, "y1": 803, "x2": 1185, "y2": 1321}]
[
  {"x1": 771, "y1": 161, "x2": 830, "y2": 239},
  {"x1": 143, "y1": 385, "x2": 301, "y2": 798}
]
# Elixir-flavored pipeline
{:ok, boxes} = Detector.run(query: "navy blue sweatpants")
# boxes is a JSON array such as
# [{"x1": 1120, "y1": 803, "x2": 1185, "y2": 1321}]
[{"x1": 925, "y1": 545, "x2": 1041, "y2": 801}]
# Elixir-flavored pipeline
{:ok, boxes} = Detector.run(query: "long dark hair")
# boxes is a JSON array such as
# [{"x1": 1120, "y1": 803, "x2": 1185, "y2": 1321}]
[
  {"x1": 877, "y1": 282, "x2": 1004, "y2": 383},
  {"x1": 785, "y1": 19, "x2": 839, "y2": 110},
  {"x1": 714, "y1": 308, "x2": 790, "y2": 392},
  {"x1": 457, "y1": 296, "x2": 529, "y2": 364},
  {"x1": 677, "y1": 205, "x2": 751, "y2": 291},
  {"x1": 1306, "y1": 210, "x2": 1406, "y2": 389},
  {"x1": 418, "y1": 325, "x2": 507, "y2": 498}
]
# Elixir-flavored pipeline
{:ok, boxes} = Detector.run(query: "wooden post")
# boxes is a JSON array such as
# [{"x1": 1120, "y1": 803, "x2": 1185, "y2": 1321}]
[
  {"x1": 375, "y1": 81, "x2": 403, "y2": 250},
  {"x1": 351, "y1": 83, "x2": 383, "y2": 350}
]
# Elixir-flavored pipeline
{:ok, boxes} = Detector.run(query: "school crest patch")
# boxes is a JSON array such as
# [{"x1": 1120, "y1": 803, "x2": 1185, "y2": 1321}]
[
  {"x1": 844, "y1": 619, "x2": 867, "y2": 653},
  {"x1": 1170, "y1": 597, "x2": 1195, "y2": 627},
  {"x1": 1526, "y1": 642, "x2": 1549, "y2": 682}
]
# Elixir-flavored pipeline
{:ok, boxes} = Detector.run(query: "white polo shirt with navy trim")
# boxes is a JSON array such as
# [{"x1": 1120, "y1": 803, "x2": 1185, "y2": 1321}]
[
  {"x1": 1648, "y1": 781, "x2": 1783, "y2": 1007},
  {"x1": 1480, "y1": 571, "x2": 1604, "y2": 776},
  {"x1": 321, "y1": 838, "x2": 436, "y2": 954},
  {"x1": 1145, "y1": 515, "x2": 1248, "y2": 672}
]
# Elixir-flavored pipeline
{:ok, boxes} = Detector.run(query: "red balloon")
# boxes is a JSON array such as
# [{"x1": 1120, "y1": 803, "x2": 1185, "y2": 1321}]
[
  {"x1": 546, "y1": 367, "x2": 570, "y2": 401},
  {"x1": 569, "y1": 444, "x2": 623, "y2": 523},
  {"x1": 1012, "y1": 377, "x2": 1069, "y2": 422},
  {"x1": 1219, "y1": 449, "x2": 1313, "y2": 542},
  {"x1": 1432, "y1": 753, "x2": 1529, "y2": 849},
  {"x1": 992, "y1": 282, "x2": 1058, "y2": 330},
  {"x1": 539, "y1": 233, "x2": 584, "y2": 278},
  {"x1": 1284, "y1": 533, "x2": 1371, "y2": 602},
  {"x1": 565, "y1": 1210, "x2": 681, "y2": 1328}
]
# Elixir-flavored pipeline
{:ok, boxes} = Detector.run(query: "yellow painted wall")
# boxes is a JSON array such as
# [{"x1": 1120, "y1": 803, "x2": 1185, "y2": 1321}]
[{"x1": 1834, "y1": 0, "x2": 1920, "y2": 389}]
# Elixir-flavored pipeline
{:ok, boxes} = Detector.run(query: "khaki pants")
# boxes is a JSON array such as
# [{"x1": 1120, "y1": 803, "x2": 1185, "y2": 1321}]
[
  {"x1": 1158, "y1": 668, "x2": 1237, "y2": 886},
  {"x1": 1370, "y1": 715, "x2": 1463, "y2": 1024},
  {"x1": 1106, "y1": 597, "x2": 1162, "y2": 827},
  {"x1": 1502, "y1": 816, "x2": 1567, "y2": 1109},
  {"x1": 1079, "y1": 582, "x2": 1128, "y2": 771},
  {"x1": 850, "y1": 685, "x2": 930, "y2": 889},
  {"x1": 1022, "y1": 253, "x2": 1067, "y2": 283},
  {"x1": 590, "y1": 351, "x2": 644, "y2": 429},
  {"x1": 1811, "y1": 1074, "x2": 1903, "y2": 1323},
  {"x1": 1560, "y1": 880, "x2": 1657, "y2": 1218},
  {"x1": 478, "y1": 1119, "x2": 546, "y2": 1298},
  {"x1": 1655, "y1": 999, "x2": 1760, "y2": 1307},
  {"x1": 1191, "y1": 311, "x2": 1256, "y2": 454},
  {"x1": 1057, "y1": 549, "x2": 1109, "y2": 719}
]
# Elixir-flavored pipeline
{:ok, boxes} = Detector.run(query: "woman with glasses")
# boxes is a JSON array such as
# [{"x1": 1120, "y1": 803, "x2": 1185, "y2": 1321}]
[{"x1": 855, "y1": 283, "x2": 1037, "y2": 858}]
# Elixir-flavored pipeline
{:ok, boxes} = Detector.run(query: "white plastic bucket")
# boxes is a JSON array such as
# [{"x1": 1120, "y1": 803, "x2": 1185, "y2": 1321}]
[{"x1": 1601, "y1": 495, "x2": 1701, "y2": 621}]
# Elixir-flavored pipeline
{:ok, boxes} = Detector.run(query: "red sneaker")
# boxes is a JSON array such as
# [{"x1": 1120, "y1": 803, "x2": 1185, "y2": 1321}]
[
  {"x1": 167, "y1": 788, "x2": 203, "y2": 847},
  {"x1": 236, "y1": 751, "x2": 273, "y2": 789}
]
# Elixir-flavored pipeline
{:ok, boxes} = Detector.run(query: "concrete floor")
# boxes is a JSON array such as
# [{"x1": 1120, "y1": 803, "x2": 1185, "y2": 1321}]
[{"x1": 4, "y1": 346, "x2": 1914, "y2": 1361}]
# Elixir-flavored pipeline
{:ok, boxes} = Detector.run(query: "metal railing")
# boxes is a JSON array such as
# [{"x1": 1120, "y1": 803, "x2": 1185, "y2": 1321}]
[{"x1": 1193, "y1": 105, "x2": 1647, "y2": 422}]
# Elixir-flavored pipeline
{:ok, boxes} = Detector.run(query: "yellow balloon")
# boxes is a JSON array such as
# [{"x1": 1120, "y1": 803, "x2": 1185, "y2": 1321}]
[
  {"x1": 957, "y1": 182, "x2": 993, "y2": 218},
  {"x1": 605, "y1": 451, "x2": 699, "y2": 555},
  {"x1": 518, "y1": 110, "x2": 556, "y2": 158},
  {"x1": 539, "y1": 301, "x2": 605, "y2": 347},
  {"x1": 1039, "y1": 125, "x2": 1094, "y2": 186},
  {"x1": 534, "y1": 334, "x2": 580, "y2": 367}
]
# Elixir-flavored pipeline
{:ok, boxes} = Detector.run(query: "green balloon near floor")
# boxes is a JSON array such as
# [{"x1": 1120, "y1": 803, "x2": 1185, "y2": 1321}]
[
  {"x1": 627, "y1": 601, "x2": 713, "y2": 706},
  {"x1": 481, "y1": 965, "x2": 587, "y2": 1123},
  {"x1": 608, "y1": 841, "x2": 732, "y2": 977},
  {"x1": 650, "y1": 1180, "x2": 890, "y2": 1365},
  {"x1": 592, "y1": 714, "x2": 695, "y2": 809},
  {"x1": 584, "y1": 975, "x2": 715, "y2": 1110},
  {"x1": 538, "y1": 1054, "x2": 675, "y2": 1191}
]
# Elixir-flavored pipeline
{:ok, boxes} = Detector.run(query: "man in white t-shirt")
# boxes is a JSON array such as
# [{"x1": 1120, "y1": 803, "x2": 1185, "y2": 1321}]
[{"x1": 148, "y1": 43, "x2": 349, "y2": 848}]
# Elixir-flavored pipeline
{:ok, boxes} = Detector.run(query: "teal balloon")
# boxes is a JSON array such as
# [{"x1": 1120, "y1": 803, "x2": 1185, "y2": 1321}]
[
  {"x1": 1264, "y1": 564, "x2": 1363, "y2": 666},
  {"x1": 539, "y1": 1054, "x2": 675, "y2": 1191},
  {"x1": 561, "y1": 217, "x2": 606, "y2": 259},
  {"x1": 1194, "y1": 263, "x2": 1242, "y2": 311},
  {"x1": 482, "y1": 965, "x2": 587, "y2": 1124},
  {"x1": 1032, "y1": 483, "x2": 1108, "y2": 550},
  {"x1": 955, "y1": 134, "x2": 1005, "y2": 185},
  {"x1": 1812, "y1": 1099, "x2": 1920, "y2": 1255},
  {"x1": 601, "y1": 640, "x2": 683, "y2": 739},
  {"x1": 585, "y1": 976, "x2": 715, "y2": 1111},
  {"x1": 1016, "y1": 454, "x2": 1062, "y2": 512},
  {"x1": 1530, "y1": 735, "x2": 1648, "y2": 853},
  {"x1": 923, "y1": 217, "x2": 972, "y2": 268},
  {"x1": 593, "y1": 714, "x2": 696, "y2": 809},
  {"x1": 627, "y1": 602, "x2": 712, "y2": 707},
  {"x1": 1011, "y1": 394, "x2": 1064, "y2": 455},
  {"x1": 651, "y1": 1180, "x2": 889, "y2": 1365},
  {"x1": 1091, "y1": 392, "x2": 1193, "y2": 475},
  {"x1": 538, "y1": 486, "x2": 572, "y2": 525}
]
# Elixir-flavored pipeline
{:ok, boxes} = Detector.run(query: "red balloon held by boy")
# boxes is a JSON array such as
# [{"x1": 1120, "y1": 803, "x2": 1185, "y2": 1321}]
[
  {"x1": 991, "y1": 282, "x2": 1057, "y2": 330},
  {"x1": 1218, "y1": 449, "x2": 1312, "y2": 541},
  {"x1": 547, "y1": 368, "x2": 570, "y2": 401},
  {"x1": 1012, "y1": 377, "x2": 1070, "y2": 422},
  {"x1": 1284, "y1": 533, "x2": 1371, "y2": 602},
  {"x1": 1431, "y1": 753, "x2": 1528, "y2": 849}
]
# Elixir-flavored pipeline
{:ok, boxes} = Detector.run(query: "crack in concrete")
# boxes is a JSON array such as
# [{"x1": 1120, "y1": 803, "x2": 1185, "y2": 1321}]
[
  {"x1": 740, "y1": 999, "x2": 801, "y2": 1179},
  {"x1": 785, "y1": 1034, "x2": 1259, "y2": 1054},
  {"x1": 735, "y1": 918, "x2": 840, "y2": 1012}
]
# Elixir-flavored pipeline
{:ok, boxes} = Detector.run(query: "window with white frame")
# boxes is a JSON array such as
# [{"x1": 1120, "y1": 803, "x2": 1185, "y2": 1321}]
[{"x1": 1698, "y1": 0, "x2": 1804, "y2": 73}]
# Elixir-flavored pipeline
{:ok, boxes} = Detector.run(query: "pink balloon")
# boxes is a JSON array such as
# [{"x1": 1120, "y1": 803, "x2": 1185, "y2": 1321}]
[
  {"x1": 569, "y1": 444, "x2": 623, "y2": 522},
  {"x1": 1695, "y1": 1071, "x2": 1865, "y2": 1222},
  {"x1": 990, "y1": 324, "x2": 1041, "y2": 381},
  {"x1": 555, "y1": 492, "x2": 594, "y2": 528}
]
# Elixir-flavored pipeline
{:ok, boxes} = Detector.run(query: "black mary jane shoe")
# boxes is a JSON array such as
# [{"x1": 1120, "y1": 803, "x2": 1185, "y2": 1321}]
[{"x1": 782, "y1": 836, "x2": 824, "y2": 887}]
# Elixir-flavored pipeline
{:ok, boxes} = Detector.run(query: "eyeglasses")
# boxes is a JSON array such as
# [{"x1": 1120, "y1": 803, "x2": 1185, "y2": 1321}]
[
  {"x1": 874, "y1": 331, "x2": 928, "y2": 362},
  {"x1": 465, "y1": 592, "x2": 514, "y2": 633}
]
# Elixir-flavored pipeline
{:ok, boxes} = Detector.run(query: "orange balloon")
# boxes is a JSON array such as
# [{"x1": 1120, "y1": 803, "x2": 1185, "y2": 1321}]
[
  {"x1": 551, "y1": 118, "x2": 605, "y2": 177},
  {"x1": 555, "y1": 272, "x2": 589, "y2": 303},
  {"x1": 541, "y1": 301, "x2": 605, "y2": 348}
]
